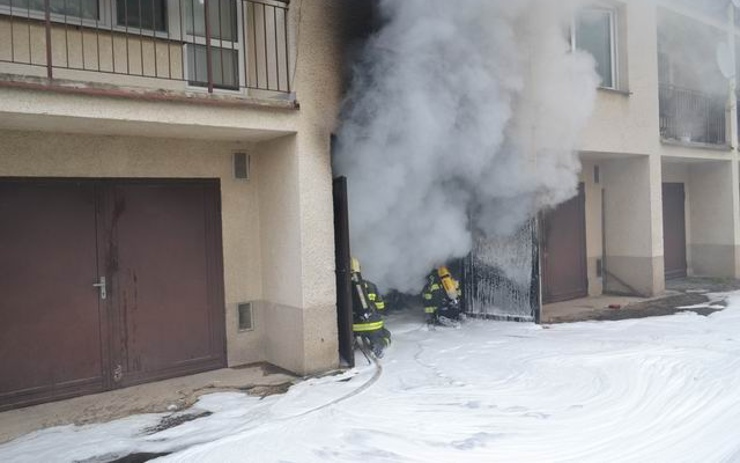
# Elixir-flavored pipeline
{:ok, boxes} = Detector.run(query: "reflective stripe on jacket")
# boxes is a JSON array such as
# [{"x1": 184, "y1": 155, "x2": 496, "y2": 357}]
[{"x1": 353, "y1": 320, "x2": 385, "y2": 332}]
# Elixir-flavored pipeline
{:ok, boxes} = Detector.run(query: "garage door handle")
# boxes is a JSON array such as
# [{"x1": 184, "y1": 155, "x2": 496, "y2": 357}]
[{"x1": 93, "y1": 276, "x2": 107, "y2": 300}]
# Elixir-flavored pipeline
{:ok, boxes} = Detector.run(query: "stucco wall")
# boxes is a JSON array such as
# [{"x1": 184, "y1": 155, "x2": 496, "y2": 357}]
[
  {"x1": 580, "y1": 159, "x2": 604, "y2": 297},
  {"x1": 602, "y1": 155, "x2": 665, "y2": 296},
  {"x1": 0, "y1": 0, "x2": 345, "y2": 375},
  {"x1": 279, "y1": 0, "x2": 343, "y2": 374},
  {"x1": 253, "y1": 134, "x2": 305, "y2": 373},
  {"x1": 660, "y1": 160, "x2": 740, "y2": 278},
  {"x1": 0, "y1": 129, "x2": 268, "y2": 367},
  {"x1": 579, "y1": 0, "x2": 661, "y2": 157},
  {"x1": 576, "y1": 0, "x2": 740, "y2": 298},
  {"x1": 687, "y1": 160, "x2": 738, "y2": 277}
]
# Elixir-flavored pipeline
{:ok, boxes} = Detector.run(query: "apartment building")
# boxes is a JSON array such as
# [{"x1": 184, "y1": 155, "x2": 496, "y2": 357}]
[
  {"x1": 0, "y1": 0, "x2": 350, "y2": 409},
  {"x1": 542, "y1": 0, "x2": 740, "y2": 304}
]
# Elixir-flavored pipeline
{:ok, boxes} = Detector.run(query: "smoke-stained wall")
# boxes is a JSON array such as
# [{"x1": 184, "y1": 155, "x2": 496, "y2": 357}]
[{"x1": 334, "y1": 0, "x2": 599, "y2": 293}]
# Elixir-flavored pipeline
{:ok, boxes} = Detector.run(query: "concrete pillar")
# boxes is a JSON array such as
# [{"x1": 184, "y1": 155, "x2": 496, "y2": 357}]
[
  {"x1": 727, "y1": 4, "x2": 738, "y2": 151},
  {"x1": 688, "y1": 160, "x2": 739, "y2": 277},
  {"x1": 254, "y1": 131, "x2": 340, "y2": 376},
  {"x1": 255, "y1": 135, "x2": 307, "y2": 374},
  {"x1": 581, "y1": 159, "x2": 604, "y2": 296},
  {"x1": 734, "y1": 157, "x2": 740, "y2": 276},
  {"x1": 602, "y1": 155, "x2": 665, "y2": 296},
  {"x1": 295, "y1": 129, "x2": 340, "y2": 375}
]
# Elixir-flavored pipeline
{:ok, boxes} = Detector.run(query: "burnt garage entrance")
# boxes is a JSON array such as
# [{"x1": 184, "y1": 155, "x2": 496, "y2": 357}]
[{"x1": 0, "y1": 179, "x2": 226, "y2": 410}]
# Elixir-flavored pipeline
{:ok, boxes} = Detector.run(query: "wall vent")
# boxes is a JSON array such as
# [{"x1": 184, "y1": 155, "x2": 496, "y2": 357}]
[
  {"x1": 238, "y1": 302, "x2": 254, "y2": 331},
  {"x1": 234, "y1": 153, "x2": 251, "y2": 180}
]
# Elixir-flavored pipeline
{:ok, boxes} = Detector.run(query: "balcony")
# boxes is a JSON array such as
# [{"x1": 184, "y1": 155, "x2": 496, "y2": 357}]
[
  {"x1": 659, "y1": 84, "x2": 727, "y2": 147},
  {"x1": 0, "y1": 0, "x2": 290, "y2": 101}
]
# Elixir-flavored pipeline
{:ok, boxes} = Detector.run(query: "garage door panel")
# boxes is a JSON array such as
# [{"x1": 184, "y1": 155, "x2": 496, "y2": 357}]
[
  {"x1": 663, "y1": 183, "x2": 687, "y2": 279},
  {"x1": 110, "y1": 182, "x2": 225, "y2": 385},
  {"x1": 0, "y1": 182, "x2": 104, "y2": 405},
  {"x1": 0, "y1": 179, "x2": 226, "y2": 408},
  {"x1": 541, "y1": 184, "x2": 588, "y2": 304}
]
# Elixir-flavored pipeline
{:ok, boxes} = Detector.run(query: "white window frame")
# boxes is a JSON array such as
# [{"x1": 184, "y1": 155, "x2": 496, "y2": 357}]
[
  {"x1": 0, "y1": 0, "x2": 109, "y2": 29},
  {"x1": 182, "y1": 0, "x2": 246, "y2": 94},
  {"x1": 112, "y1": 0, "x2": 172, "y2": 37},
  {"x1": 572, "y1": 6, "x2": 619, "y2": 91},
  {"x1": 0, "y1": 0, "x2": 176, "y2": 39}
]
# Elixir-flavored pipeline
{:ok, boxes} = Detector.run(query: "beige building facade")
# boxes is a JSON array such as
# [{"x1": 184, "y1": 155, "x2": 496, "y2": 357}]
[
  {"x1": 560, "y1": 0, "x2": 740, "y2": 302},
  {"x1": 0, "y1": 0, "x2": 348, "y2": 409}
]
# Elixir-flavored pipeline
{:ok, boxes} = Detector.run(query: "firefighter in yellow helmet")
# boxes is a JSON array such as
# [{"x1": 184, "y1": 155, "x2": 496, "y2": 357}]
[
  {"x1": 351, "y1": 258, "x2": 391, "y2": 357},
  {"x1": 421, "y1": 266, "x2": 462, "y2": 327}
]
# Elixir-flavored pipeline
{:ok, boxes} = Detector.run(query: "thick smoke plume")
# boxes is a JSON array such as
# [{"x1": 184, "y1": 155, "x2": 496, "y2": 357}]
[{"x1": 334, "y1": 0, "x2": 599, "y2": 293}]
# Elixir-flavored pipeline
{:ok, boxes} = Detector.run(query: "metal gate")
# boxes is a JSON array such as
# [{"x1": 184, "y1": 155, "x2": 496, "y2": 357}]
[{"x1": 463, "y1": 219, "x2": 540, "y2": 323}]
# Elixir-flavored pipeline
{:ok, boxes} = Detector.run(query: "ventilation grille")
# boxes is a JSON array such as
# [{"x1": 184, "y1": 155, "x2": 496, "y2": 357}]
[
  {"x1": 234, "y1": 153, "x2": 251, "y2": 180},
  {"x1": 238, "y1": 303, "x2": 254, "y2": 331}
]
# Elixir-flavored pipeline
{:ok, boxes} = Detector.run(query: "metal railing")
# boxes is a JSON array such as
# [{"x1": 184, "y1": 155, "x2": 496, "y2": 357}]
[
  {"x1": 0, "y1": 0, "x2": 290, "y2": 94},
  {"x1": 659, "y1": 83, "x2": 727, "y2": 146}
]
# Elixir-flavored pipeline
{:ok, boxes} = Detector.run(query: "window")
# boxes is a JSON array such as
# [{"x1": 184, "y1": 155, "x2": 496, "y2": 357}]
[
  {"x1": 0, "y1": 0, "x2": 98, "y2": 19},
  {"x1": 575, "y1": 7, "x2": 617, "y2": 89},
  {"x1": 187, "y1": 44, "x2": 239, "y2": 90},
  {"x1": 184, "y1": 0, "x2": 241, "y2": 90},
  {"x1": 184, "y1": 0, "x2": 237, "y2": 41},
  {"x1": 116, "y1": 0, "x2": 167, "y2": 31}
]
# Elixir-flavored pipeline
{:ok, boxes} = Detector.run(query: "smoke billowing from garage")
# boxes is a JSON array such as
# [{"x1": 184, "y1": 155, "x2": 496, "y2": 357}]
[{"x1": 334, "y1": 0, "x2": 599, "y2": 293}]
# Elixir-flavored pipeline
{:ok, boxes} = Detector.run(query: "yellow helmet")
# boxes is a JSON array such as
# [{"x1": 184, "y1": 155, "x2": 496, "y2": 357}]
[
  {"x1": 351, "y1": 257, "x2": 361, "y2": 274},
  {"x1": 437, "y1": 266, "x2": 460, "y2": 298},
  {"x1": 437, "y1": 266, "x2": 451, "y2": 279}
]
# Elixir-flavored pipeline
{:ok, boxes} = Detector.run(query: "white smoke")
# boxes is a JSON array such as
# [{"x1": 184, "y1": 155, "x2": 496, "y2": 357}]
[{"x1": 334, "y1": 0, "x2": 599, "y2": 293}]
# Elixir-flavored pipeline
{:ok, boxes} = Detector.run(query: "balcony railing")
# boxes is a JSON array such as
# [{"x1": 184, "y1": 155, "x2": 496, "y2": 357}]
[
  {"x1": 659, "y1": 83, "x2": 727, "y2": 146},
  {"x1": 0, "y1": 0, "x2": 290, "y2": 95}
]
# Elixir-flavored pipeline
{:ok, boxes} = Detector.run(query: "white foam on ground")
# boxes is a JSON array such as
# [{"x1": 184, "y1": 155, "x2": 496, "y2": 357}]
[{"x1": 2, "y1": 295, "x2": 740, "y2": 462}]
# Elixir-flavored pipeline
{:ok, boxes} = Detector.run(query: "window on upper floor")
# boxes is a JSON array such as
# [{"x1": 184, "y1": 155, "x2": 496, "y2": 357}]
[
  {"x1": 573, "y1": 7, "x2": 618, "y2": 90},
  {"x1": 117, "y1": 0, "x2": 167, "y2": 32},
  {"x1": 0, "y1": 0, "x2": 98, "y2": 19},
  {"x1": 184, "y1": 0, "x2": 240, "y2": 89}
]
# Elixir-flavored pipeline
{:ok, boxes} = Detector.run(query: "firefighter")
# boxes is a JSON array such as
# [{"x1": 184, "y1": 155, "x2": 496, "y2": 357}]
[
  {"x1": 364, "y1": 280, "x2": 386, "y2": 312},
  {"x1": 351, "y1": 258, "x2": 391, "y2": 358},
  {"x1": 422, "y1": 266, "x2": 462, "y2": 327}
]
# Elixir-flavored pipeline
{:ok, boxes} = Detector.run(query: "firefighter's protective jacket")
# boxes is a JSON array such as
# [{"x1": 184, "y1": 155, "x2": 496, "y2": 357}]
[
  {"x1": 364, "y1": 280, "x2": 386, "y2": 312},
  {"x1": 422, "y1": 273, "x2": 447, "y2": 315}
]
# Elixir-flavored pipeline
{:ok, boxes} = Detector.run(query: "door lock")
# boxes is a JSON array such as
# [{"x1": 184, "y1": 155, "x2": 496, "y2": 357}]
[{"x1": 93, "y1": 276, "x2": 107, "y2": 300}]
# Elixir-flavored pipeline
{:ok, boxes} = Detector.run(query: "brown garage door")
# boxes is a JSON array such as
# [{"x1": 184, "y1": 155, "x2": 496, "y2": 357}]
[
  {"x1": 0, "y1": 181, "x2": 105, "y2": 408},
  {"x1": 541, "y1": 183, "x2": 588, "y2": 304},
  {"x1": 662, "y1": 183, "x2": 687, "y2": 279},
  {"x1": 0, "y1": 179, "x2": 226, "y2": 410}
]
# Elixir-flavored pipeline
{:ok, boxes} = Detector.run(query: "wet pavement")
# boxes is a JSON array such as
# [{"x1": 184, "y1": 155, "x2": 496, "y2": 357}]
[{"x1": 543, "y1": 277, "x2": 740, "y2": 324}]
